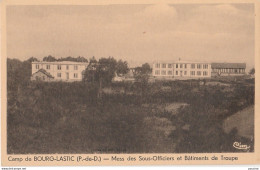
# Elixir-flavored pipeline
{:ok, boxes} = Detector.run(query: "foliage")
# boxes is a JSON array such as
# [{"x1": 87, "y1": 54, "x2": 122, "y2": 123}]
[
  {"x1": 83, "y1": 57, "x2": 129, "y2": 85},
  {"x1": 116, "y1": 59, "x2": 129, "y2": 75},
  {"x1": 27, "y1": 57, "x2": 39, "y2": 62},
  {"x1": 7, "y1": 58, "x2": 255, "y2": 154},
  {"x1": 134, "y1": 63, "x2": 152, "y2": 82},
  {"x1": 249, "y1": 68, "x2": 255, "y2": 75},
  {"x1": 43, "y1": 55, "x2": 57, "y2": 62},
  {"x1": 43, "y1": 55, "x2": 88, "y2": 62},
  {"x1": 57, "y1": 56, "x2": 88, "y2": 62},
  {"x1": 97, "y1": 57, "x2": 118, "y2": 84}
]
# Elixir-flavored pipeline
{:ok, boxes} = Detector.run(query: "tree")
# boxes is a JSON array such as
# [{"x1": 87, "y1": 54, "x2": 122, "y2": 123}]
[
  {"x1": 83, "y1": 57, "x2": 117, "y2": 98},
  {"x1": 133, "y1": 63, "x2": 152, "y2": 98},
  {"x1": 116, "y1": 60, "x2": 129, "y2": 75},
  {"x1": 249, "y1": 68, "x2": 255, "y2": 75},
  {"x1": 57, "y1": 56, "x2": 88, "y2": 62},
  {"x1": 43, "y1": 55, "x2": 56, "y2": 62},
  {"x1": 76, "y1": 56, "x2": 88, "y2": 62},
  {"x1": 27, "y1": 57, "x2": 39, "y2": 62},
  {"x1": 134, "y1": 63, "x2": 152, "y2": 83},
  {"x1": 97, "y1": 57, "x2": 117, "y2": 84},
  {"x1": 83, "y1": 57, "x2": 98, "y2": 83}
]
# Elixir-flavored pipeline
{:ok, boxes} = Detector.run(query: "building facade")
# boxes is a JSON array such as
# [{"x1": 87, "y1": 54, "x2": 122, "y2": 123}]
[
  {"x1": 31, "y1": 61, "x2": 89, "y2": 82},
  {"x1": 153, "y1": 61, "x2": 246, "y2": 79},
  {"x1": 211, "y1": 63, "x2": 246, "y2": 76},
  {"x1": 152, "y1": 61, "x2": 212, "y2": 79}
]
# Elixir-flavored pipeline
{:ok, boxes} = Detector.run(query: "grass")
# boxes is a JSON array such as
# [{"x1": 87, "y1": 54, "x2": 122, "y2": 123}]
[{"x1": 7, "y1": 75, "x2": 255, "y2": 153}]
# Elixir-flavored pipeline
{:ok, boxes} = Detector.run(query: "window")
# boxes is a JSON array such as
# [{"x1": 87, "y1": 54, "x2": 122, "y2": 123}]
[
  {"x1": 203, "y1": 71, "x2": 208, "y2": 76},
  {"x1": 168, "y1": 71, "x2": 173, "y2": 75},
  {"x1": 74, "y1": 65, "x2": 78, "y2": 70},
  {"x1": 190, "y1": 71, "x2": 195, "y2": 76},
  {"x1": 155, "y1": 63, "x2": 160, "y2": 68},
  {"x1": 46, "y1": 65, "x2": 50, "y2": 69},
  {"x1": 184, "y1": 64, "x2": 187, "y2": 69},
  {"x1": 168, "y1": 64, "x2": 172, "y2": 68},
  {"x1": 162, "y1": 64, "x2": 166, "y2": 68},
  {"x1": 197, "y1": 64, "x2": 201, "y2": 69},
  {"x1": 57, "y1": 73, "x2": 62, "y2": 78},
  {"x1": 197, "y1": 71, "x2": 201, "y2": 76},
  {"x1": 66, "y1": 65, "x2": 69, "y2": 70},
  {"x1": 203, "y1": 64, "x2": 208, "y2": 69},
  {"x1": 180, "y1": 64, "x2": 183, "y2": 68},
  {"x1": 74, "y1": 73, "x2": 78, "y2": 78},
  {"x1": 36, "y1": 65, "x2": 39, "y2": 69},
  {"x1": 176, "y1": 71, "x2": 178, "y2": 75},
  {"x1": 155, "y1": 70, "x2": 160, "y2": 75},
  {"x1": 57, "y1": 65, "x2": 61, "y2": 70},
  {"x1": 176, "y1": 64, "x2": 178, "y2": 68},
  {"x1": 184, "y1": 71, "x2": 187, "y2": 75},
  {"x1": 191, "y1": 64, "x2": 195, "y2": 69},
  {"x1": 161, "y1": 70, "x2": 166, "y2": 75}
]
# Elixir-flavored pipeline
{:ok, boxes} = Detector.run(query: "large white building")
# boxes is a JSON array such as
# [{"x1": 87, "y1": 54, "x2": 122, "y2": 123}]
[
  {"x1": 152, "y1": 60, "x2": 212, "y2": 79},
  {"x1": 31, "y1": 61, "x2": 89, "y2": 81}
]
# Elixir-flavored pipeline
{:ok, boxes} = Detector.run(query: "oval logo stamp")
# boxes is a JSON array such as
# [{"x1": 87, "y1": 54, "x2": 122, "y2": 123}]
[{"x1": 233, "y1": 142, "x2": 250, "y2": 150}]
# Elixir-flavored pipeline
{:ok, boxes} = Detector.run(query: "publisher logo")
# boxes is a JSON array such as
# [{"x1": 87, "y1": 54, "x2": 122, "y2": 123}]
[{"x1": 233, "y1": 142, "x2": 250, "y2": 150}]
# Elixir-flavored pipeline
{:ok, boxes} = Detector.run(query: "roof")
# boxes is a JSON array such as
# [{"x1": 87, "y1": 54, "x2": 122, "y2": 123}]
[
  {"x1": 33, "y1": 69, "x2": 54, "y2": 78},
  {"x1": 153, "y1": 60, "x2": 210, "y2": 64},
  {"x1": 32, "y1": 61, "x2": 89, "y2": 65},
  {"x1": 211, "y1": 63, "x2": 246, "y2": 69}
]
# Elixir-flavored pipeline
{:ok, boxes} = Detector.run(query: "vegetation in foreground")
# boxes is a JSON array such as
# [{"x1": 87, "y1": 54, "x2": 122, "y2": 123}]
[{"x1": 7, "y1": 58, "x2": 255, "y2": 153}]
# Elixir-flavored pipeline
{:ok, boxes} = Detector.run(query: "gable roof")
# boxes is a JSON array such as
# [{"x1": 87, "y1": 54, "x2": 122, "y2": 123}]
[
  {"x1": 211, "y1": 63, "x2": 246, "y2": 69},
  {"x1": 33, "y1": 69, "x2": 54, "y2": 78}
]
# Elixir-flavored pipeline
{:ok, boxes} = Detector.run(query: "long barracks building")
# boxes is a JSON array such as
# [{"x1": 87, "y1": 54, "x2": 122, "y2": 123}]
[{"x1": 152, "y1": 61, "x2": 246, "y2": 79}]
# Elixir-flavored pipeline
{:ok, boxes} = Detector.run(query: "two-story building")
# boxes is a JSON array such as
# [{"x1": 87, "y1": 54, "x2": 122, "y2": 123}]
[
  {"x1": 31, "y1": 61, "x2": 89, "y2": 82},
  {"x1": 152, "y1": 60, "x2": 212, "y2": 79}
]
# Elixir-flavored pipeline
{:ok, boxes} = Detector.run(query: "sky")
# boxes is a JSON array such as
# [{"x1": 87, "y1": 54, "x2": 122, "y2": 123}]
[{"x1": 6, "y1": 4, "x2": 255, "y2": 69}]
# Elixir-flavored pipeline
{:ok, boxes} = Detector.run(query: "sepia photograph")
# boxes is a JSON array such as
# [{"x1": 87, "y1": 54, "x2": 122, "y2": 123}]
[{"x1": 1, "y1": 0, "x2": 259, "y2": 166}]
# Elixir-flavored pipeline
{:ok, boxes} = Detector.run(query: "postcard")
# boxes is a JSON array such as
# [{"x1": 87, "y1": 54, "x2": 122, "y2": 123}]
[{"x1": 1, "y1": 0, "x2": 260, "y2": 166}]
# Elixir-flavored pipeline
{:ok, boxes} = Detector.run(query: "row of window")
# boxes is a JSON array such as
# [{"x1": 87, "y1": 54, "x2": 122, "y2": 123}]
[
  {"x1": 190, "y1": 64, "x2": 208, "y2": 69},
  {"x1": 155, "y1": 63, "x2": 209, "y2": 69},
  {"x1": 35, "y1": 64, "x2": 79, "y2": 70},
  {"x1": 155, "y1": 63, "x2": 173, "y2": 68},
  {"x1": 189, "y1": 71, "x2": 208, "y2": 76},
  {"x1": 155, "y1": 70, "x2": 208, "y2": 76},
  {"x1": 213, "y1": 68, "x2": 245, "y2": 73},
  {"x1": 155, "y1": 70, "x2": 173, "y2": 75},
  {"x1": 57, "y1": 73, "x2": 79, "y2": 78}
]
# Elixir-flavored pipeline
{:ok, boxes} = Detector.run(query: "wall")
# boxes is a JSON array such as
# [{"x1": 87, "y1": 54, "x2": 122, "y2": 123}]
[
  {"x1": 32, "y1": 62, "x2": 89, "y2": 81},
  {"x1": 152, "y1": 62, "x2": 212, "y2": 79}
]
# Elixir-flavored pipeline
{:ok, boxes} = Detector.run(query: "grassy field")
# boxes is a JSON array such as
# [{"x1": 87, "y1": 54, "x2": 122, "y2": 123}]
[{"x1": 223, "y1": 105, "x2": 254, "y2": 139}]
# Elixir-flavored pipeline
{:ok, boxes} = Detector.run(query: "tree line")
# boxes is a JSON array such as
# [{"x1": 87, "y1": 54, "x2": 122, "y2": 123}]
[{"x1": 7, "y1": 55, "x2": 152, "y2": 87}]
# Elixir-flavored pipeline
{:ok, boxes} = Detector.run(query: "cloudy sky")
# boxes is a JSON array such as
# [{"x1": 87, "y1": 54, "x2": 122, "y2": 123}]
[{"x1": 6, "y1": 4, "x2": 255, "y2": 69}]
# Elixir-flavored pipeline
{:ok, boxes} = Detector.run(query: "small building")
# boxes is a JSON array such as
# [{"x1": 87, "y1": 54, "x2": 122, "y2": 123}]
[
  {"x1": 112, "y1": 73, "x2": 124, "y2": 82},
  {"x1": 211, "y1": 63, "x2": 246, "y2": 76},
  {"x1": 31, "y1": 69, "x2": 54, "y2": 81}
]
